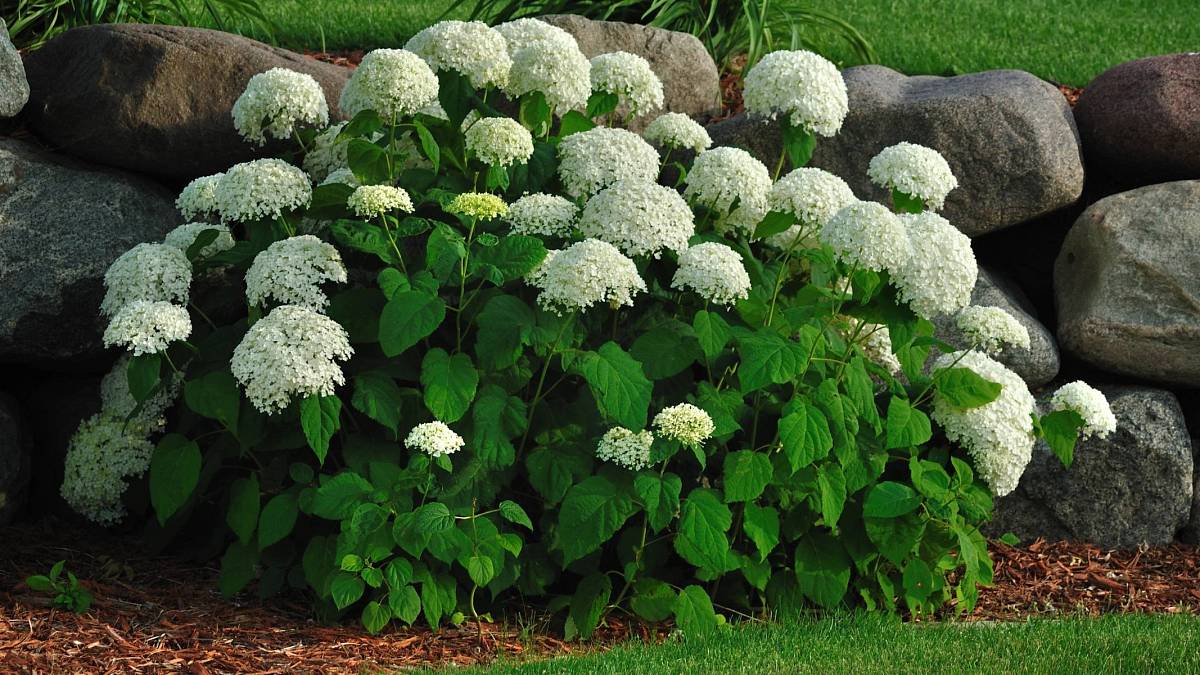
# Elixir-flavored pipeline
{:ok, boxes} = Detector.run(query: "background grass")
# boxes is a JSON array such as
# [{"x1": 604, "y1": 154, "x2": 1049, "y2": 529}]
[{"x1": 434, "y1": 613, "x2": 1200, "y2": 674}]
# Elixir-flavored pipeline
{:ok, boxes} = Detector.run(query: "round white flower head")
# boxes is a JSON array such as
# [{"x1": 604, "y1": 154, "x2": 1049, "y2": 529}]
[
  {"x1": 504, "y1": 37, "x2": 593, "y2": 114},
  {"x1": 339, "y1": 48, "x2": 440, "y2": 120},
  {"x1": 820, "y1": 201, "x2": 912, "y2": 274},
  {"x1": 60, "y1": 412, "x2": 155, "y2": 525},
  {"x1": 578, "y1": 180, "x2": 694, "y2": 258},
  {"x1": 230, "y1": 305, "x2": 354, "y2": 414},
  {"x1": 931, "y1": 350, "x2": 1036, "y2": 497},
  {"x1": 103, "y1": 301, "x2": 192, "y2": 355},
  {"x1": 653, "y1": 404, "x2": 715, "y2": 447},
  {"x1": 643, "y1": 112, "x2": 712, "y2": 153},
  {"x1": 494, "y1": 18, "x2": 577, "y2": 54},
  {"x1": 321, "y1": 168, "x2": 360, "y2": 188},
  {"x1": 162, "y1": 222, "x2": 236, "y2": 260},
  {"x1": 956, "y1": 305, "x2": 1030, "y2": 355},
  {"x1": 216, "y1": 158, "x2": 312, "y2": 223},
  {"x1": 683, "y1": 146, "x2": 772, "y2": 235},
  {"x1": 100, "y1": 354, "x2": 181, "y2": 434},
  {"x1": 766, "y1": 167, "x2": 857, "y2": 249},
  {"x1": 557, "y1": 127, "x2": 660, "y2": 199},
  {"x1": 246, "y1": 235, "x2": 347, "y2": 312},
  {"x1": 671, "y1": 242, "x2": 752, "y2": 306},
  {"x1": 303, "y1": 122, "x2": 349, "y2": 182},
  {"x1": 589, "y1": 51, "x2": 664, "y2": 118},
  {"x1": 743, "y1": 50, "x2": 848, "y2": 137},
  {"x1": 891, "y1": 211, "x2": 977, "y2": 319},
  {"x1": 507, "y1": 193, "x2": 578, "y2": 237},
  {"x1": 448, "y1": 192, "x2": 508, "y2": 221},
  {"x1": 596, "y1": 426, "x2": 653, "y2": 471},
  {"x1": 465, "y1": 117, "x2": 535, "y2": 167},
  {"x1": 868, "y1": 142, "x2": 958, "y2": 211},
  {"x1": 101, "y1": 243, "x2": 192, "y2": 317},
  {"x1": 176, "y1": 173, "x2": 223, "y2": 221},
  {"x1": 405, "y1": 21, "x2": 511, "y2": 89},
  {"x1": 232, "y1": 67, "x2": 329, "y2": 146},
  {"x1": 846, "y1": 318, "x2": 901, "y2": 375},
  {"x1": 1049, "y1": 381, "x2": 1117, "y2": 440},
  {"x1": 528, "y1": 238, "x2": 646, "y2": 314},
  {"x1": 348, "y1": 185, "x2": 414, "y2": 218},
  {"x1": 405, "y1": 421, "x2": 465, "y2": 457}
]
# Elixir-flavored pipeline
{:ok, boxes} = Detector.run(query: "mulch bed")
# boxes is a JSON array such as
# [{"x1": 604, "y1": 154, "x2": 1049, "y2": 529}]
[{"x1": 1, "y1": 519, "x2": 1198, "y2": 673}]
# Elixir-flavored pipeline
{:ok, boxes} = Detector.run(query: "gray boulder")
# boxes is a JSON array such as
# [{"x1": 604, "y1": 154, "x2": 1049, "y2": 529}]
[
  {"x1": 0, "y1": 393, "x2": 29, "y2": 524},
  {"x1": 541, "y1": 14, "x2": 721, "y2": 130},
  {"x1": 0, "y1": 19, "x2": 28, "y2": 117},
  {"x1": 989, "y1": 386, "x2": 1193, "y2": 549},
  {"x1": 1055, "y1": 181, "x2": 1200, "y2": 387},
  {"x1": 0, "y1": 137, "x2": 179, "y2": 363},
  {"x1": 22, "y1": 24, "x2": 349, "y2": 180},
  {"x1": 931, "y1": 267, "x2": 1060, "y2": 387},
  {"x1": 707, "y1": 66, "x2": 1084, "y2": 236}
]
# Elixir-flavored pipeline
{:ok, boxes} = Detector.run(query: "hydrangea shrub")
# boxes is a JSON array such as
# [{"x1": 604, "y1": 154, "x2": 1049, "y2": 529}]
[{"x1": 65, "y1": 20, "x2": 1115, "y2": 636}]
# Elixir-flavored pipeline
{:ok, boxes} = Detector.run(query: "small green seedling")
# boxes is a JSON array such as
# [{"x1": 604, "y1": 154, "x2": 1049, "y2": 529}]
[{"x1": 25, "y1": 560, "x2": 94, "y2": 613}]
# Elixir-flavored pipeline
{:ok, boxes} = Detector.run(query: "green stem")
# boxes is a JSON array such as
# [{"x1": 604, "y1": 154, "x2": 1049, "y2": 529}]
[
  {"x1": 455, "y1": 217, "x2": 479, "y2": 352},
  {"x1": 517, "y1": 313, "x2": 576, "y2": 456}
]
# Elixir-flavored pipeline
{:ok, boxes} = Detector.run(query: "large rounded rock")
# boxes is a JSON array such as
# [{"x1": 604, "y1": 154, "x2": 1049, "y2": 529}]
[
  {"x1": 0, "y1": 137, "x2": 179, "y2": 364},
  {"x1": 541, "y1": 14, "x2": 721, "y2": 129},
  {"x1": 0, "y1": 19, "x2": 28, "y2": 118},
  {"x1": 988, "y1": 387, "x2": 1193, "y2": 549},
  {"x1": 22, "y1": 24, "x2": 349, "y2": 180},
  {"x1": 931, "y1": 267, "x2": 1060, "y2": 387},
  {"x1": 0, "y1": 392, "x2": 30, "y2": 524},
  {"x1": 1075, "y1": 54, "x2": 1200, "y2": 191},
  {"x1": 1055, "y1": 181, "x2": 1200, "y2": 387},
  {"x1": 707, "y1": 66, "x2": 1084, "y2": 236}
]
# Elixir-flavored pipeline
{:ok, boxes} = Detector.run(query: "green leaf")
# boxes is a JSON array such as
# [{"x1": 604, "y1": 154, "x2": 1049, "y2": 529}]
[
  {"x1": 793, "y1": 532, "x2": 850, "y2": 609},
  {"x1": 438, "y1": 69, "x2": 474, "y2": 127},
  {"x1": 864, "y1": 481, "x2": 922, "y2": 518},
  {"x1": 257, "y1": 493, "x2": 299, "y2": 550},
  {"x1": 578, "y1": 342, "x2": 652, "y2": 430},
  {"x1": 865, "y1": 512, "x2": 926, "y2": 565},
  {"x1": 420, "y1": 349, "x2": 479, "y2": 423},
  {"x1": 933, "y1": 367, "x2": 1003, "y2": 409},
  {"x1": 722, "y1": 451, "x2": 773, "y2": 503},
  {"x1": 1040, "y1": 409, "x2": 1085, "y2": 467},
  {"x1": 331, "y1": 571, "x2": 365, "y2": 610},
  {"x1": 778, "y1": 403, "x2": 833, "y2": 473},
  {"x1": 470, "y1": 235, "x2": 546, "y2": 285},
  {"x1": 412, "y1": 119, "x2": 440, "y2": 172},
  {"x1": 467, "y1": 555, "x2": 496, "y2": 587},
  {"x1": 696, "y1": 381, "x2": 744, "y2": 437},
  {"x1": 389, "y1": 585, "x2": 422, "y2": 624},
  {"x1": 379, "y1": 291, "x2": 446, "y2": 357},
  {"x1": 570, "y1": 573, "x2": 611, "y2": 639},
  {"x1": 328, "y1": 219, "x2": 400, "y2": 265},
  {"x1": 693, "y1": 310, "x2": 733, "y2": 361},
  {"x1": 675, "y1": 488, "x2": 732, "y2": 574},
  {"x1": 471, "y1": 384, "x2": 526, "y2": 468},
  {"x1": 300, "y1": 395, "x2": 341, "y2": 465},
  {"x1": 307, "y1": 182, "x2": 355, "y2": 220},
  {"x1": 347, "y1": 138, "x2": 391, "y2": 185},
  {"x1": 526, "y1": 447, "x2": 581, "y2": 505},
  {"x1": 630, "y1": 578, "x2": 676, "y2": 622},
  {"x1": 126, "y1": 353, "x2": 162, "y2": 403},
  {"x1": 672, "y1": 585, "x2": 720, "y2": 636},
  {"x1": 781, "y1": 122, "x2": 816, "y2": 169},
  {"x1": 309, "y1": 471, "x2": 373, "y2": 520},
  {"x1": 427, "y1": 224, "x2": 466, "y2": 281},
  {"x1": 361, "y1": 600, "x2": 391, "y2": 634},
  {"x1": 384, "y1": 558, "x2": 413, "y2": 588},
  {"x1": 629, "y1": 320, "x2": 702, "y2": 380},
  {"x1": 414, "y1": 503, "x2": 454, "y2": 535},
  {"x1": 474, "y1": 294, "x2": 536, "y2": 370},
  {"x1": 219, "y1": 541, "x2": 258, "y2": 597},
  {"x1": 226, "y1": 476, "x2": 259, "y2": 545},
  {"x1": 737, "y1": 330, "x2": 810, "y2": 392},
  {"x1": 558, "y1": 110, "x2": 595, "y2": 136},
  {"x1": 351, "y1": 371, "x2": 406, "y2": 438},
  {"x1": 752, "y1": 210, "x2": 797, "y2": 240},
  {"x1": 742, "y1": 503, "x2": 780, "y2": 561},
  {"x1": 634, "y1": 472, "x2": 682, "y2": 533},
  {"x1": 149, "y1": 434, "x2": 201, "y2": 525},
  {"x1": 519, "y1": 91, "x2": 552, "y2": 136},
  {"x1": 816, "y1": 464, "x2": 847, "y2": 527},
  {"x1": 556, "y1": 476, "x2": 635, "y2": 565},
  {"x1": 892, "y1": 188, "x2": 925, "y2": 214},
  {"x1": 327, "y1": 287, "x2": 385, "y2": 344},
  {"x1": 377, "y1": 268, "x2": 407, "y2": 300},
  {"x1": 350, "y1": 502, "x2": 388, "y2": 538},
  {"x1": 585, "y1": 91, "x2": 619, "y2": 118},
  {"x1": 498, "y1": 500, "x2": 533, "y2": 530},
  {"x1": 885, "y1": 396, "x2": 932, "y2": 449},
  {"x1": 902, "y1": 558, "x2": 934, "y2": 607},
  {"x1": 183, "y1": 369, "x2": 240, "y2": 430},
  {"x1": 339, "y1": 109, "x2": 383, "y2": 140}
]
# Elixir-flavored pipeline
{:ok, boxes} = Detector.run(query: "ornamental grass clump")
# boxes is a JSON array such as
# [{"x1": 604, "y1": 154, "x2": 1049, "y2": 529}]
[{"x1": 68, "y1": 19, "x2": 1110, "y2": 637}]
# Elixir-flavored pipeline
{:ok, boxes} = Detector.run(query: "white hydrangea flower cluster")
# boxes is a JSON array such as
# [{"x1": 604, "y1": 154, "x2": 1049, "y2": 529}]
[
  {"x1": 891, "y1": 211, "x2": 977, "y2": 319},
  {"x1": 527, "y1": 239, "x2": 646, "y2": 314},
  {"x1": 339, "y1": 48, "x2": 440, "y2": 119},
  {"x1": 956, "y1": 306, "x2": 1031, "y2": 355},
  {"x1": 405, "y1": 21, "x2": 511, "y2": 89},
  {"x1": 348, "y1": 185, "x2": 414, "y2": 218},
  {"x1": 448, "y1": 192, "x2": 508, "y2": 221},
  {"x1": 100, "y1": 243, "x2": 192, "y2": 317},
  {"x1": 589, "y1": 51, "x2": 664, "y2": 118},
  {"x1": 232, "y1": 67, "x2": 329, "y2": 146},
  {"x1": 162, "y1": 222, "x2": 236, "y2": 259},
  {"x1": 103, "y1": 301, "x2": 193, "y2": 356},
  {"x1": 820, "y1": 201, "x2": 912, "y2": 274},
  {"x1": 642, "y1": 112, "x2": 712, "y2": 153},
  {"x1": 557, "y1": 127, "x2": 661, "y2": 198},
  {"x1": 216, "y1": 158, "x2": 312, "y2": 223},
  {"x1": 743, "y1": 50, "x2": 848, "y2": 137},
  {"x1": 766, "y1": 167, "x2": 857, "y2": 249},
  {"x1": 868, "y1": 142, "x2": 958, "y2": 211},
  {"x1": 506, "y1": 193, "x2": 578, "y2": 237},
  {"x1": 303, "y1": 122, "x2": 349, "y2": 182},
  {"x1": 501, "y1": 27, "x2": 591, "y2": 114},
  {"x1": 100, "y1": 355, "x2": 181, "y2": 434},
  {"x1": 596, "y1": 426, "x2": 654, "y2": 471},
  {"x1": 230, "y1": 305, "x2": 354, "y2": 414},
  {"x1": 321, "y1": 168, "x2": 359, "y2": 188},
  {"x1": 60, "y1": 412, "x2": 156, "y2": 525},
  {"x1": 683, "y1": 146, "x2": 771, "y2": 235},
  {"x1": 494, "y1": 18, "x2": 577, "y2": 52},
  {"x1": 931, "y1": 350, "x2": 1036, "y2": 497},
  {"x1": 578, "y1": 180, "x2": 694, "y2": 258},
  {"x1": 848, "y1": 319, "x2": 901, "y2": 375},
  {"x1": 653, "y1": 403, "x2": 715, "y2": 447},
  {"x1": 671, "y1": 242, "x2": 752, "y2": 306},
  {"x1": 465, "y1": 116, "x2": 535, "y2": 167},
  {"x1": 1049, "y1": 381, "x2": 1117, "y2": 440},
  {"x1": 405, "y1": 421, "x2": 465, "y2": 457},
  {"x1": 245, "y1": 235, "x2": 347, "y2": 312},
  {"x1": 175, "y1": 173, "x2": 222, "y2": 221}
]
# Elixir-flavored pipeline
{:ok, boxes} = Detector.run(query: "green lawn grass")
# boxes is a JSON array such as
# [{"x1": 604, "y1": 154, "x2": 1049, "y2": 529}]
[{"x1": 433, "y1": 613, "x2": 1200, "y2": 674}]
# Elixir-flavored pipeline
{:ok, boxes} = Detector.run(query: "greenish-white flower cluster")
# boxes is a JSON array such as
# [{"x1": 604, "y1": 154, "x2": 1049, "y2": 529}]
[
  {"x1": 61, "y1": 412, "x2": 156, "y2": 525},
  {"x1": 684, "y1": 146, "x2": 771, "y2": 235},
  {"x1": 956, "y1": 305, "x2": 1030, "y2": 354},
  {"x1": 578, "y1": 180, "x2": 694, "y2": 258},
  {"x1": 103, "y1": 300, "x2": 192, "y2": 356},
  {"x1": 766, "y1": 167, "x2": 856, "y2": 249},
  {"x1": 100, "y1": 243, "x2": 192, "y2": 317},
  {"x1": 868, "y1": 142, "x2": 958, "y2": 210},
  {"x1": 743, "y1": 50, "x2": 848, "y2": 136},
  {"x1": 653, "y1": 403, "x2": 715, "y2": 447},
  {"x1": 448, "y1": 192, "x2": 508, "y2": 220},
  {"x1": 216, "y1": 158, "x2": 312, "y2": 223},
  {"x1": 527, "y1": 239, "x2": 646, "y2": 314},
  {"x1": 596, "y1": 426, "x2": 654, "y2": 470},
  {"x1": 405, "y1": 421, "x2": 465, "y2": 457},
  {"x1": 163, "y1": 222, "x2": 236, "y2": 260},
  {"x1": 821, "y1": 201, "x2": 911, "y2": 274},
  {"x1": 232, "y1": 67, "x2": 329, "y2": 146},
  {"x1": 642, "y1": 112, "x2": 712, "y2": 153},
  {"x1": 1049, "y1": 381, "x2": 1116, "y2": 439},
  {"x1": 340, "y1": 49, "x2": 440, "y2": 119},
  {"x1": 406, "y1": 20, "x2": 511, "y2": 89},
  {"x1": 589, "y1": 51, "x2": 664, "y2": 118},
  {"x1": 246, "y1": 235, "x2": 347, "y2": 312},
  {"x1": 558, "y1": 127, "x2": 661, "y2": 199},
  {"x1": 671, "y1": 242, "x2": 752, "y2": 306},
  {"x1": 494, "y1": 18, "x2": 576, "y2": 52},
  {"x1": 892, "y1": 212, "x2": 977, "y2": 319},
  {"x1": 506, "y1": 193, "x2": 578, "y2": 237},
  {"x1": 349, "y1": 185, "x2": 414, "y2": 218},
  {"x1": 465, "y1": 116, "x2": 535, "y2": 167},
  {"x1": 175, "y1": 173, "x2": 222, "y2": 221}
]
